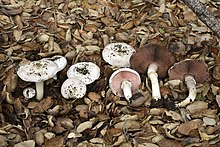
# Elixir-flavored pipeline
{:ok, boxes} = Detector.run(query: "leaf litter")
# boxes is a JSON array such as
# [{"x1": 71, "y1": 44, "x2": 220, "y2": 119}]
[{"x1": 0, "y1": 0, "x2": 220, "y2": 146}]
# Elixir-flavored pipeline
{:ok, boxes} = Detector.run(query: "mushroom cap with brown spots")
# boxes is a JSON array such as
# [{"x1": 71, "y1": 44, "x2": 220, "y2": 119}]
[{"x1": 17, "y1": 59, "x2": 59, "y2": 83}]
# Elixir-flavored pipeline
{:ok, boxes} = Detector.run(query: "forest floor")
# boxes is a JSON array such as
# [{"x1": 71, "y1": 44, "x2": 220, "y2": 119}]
[{"x1": 0, "y1": 0, "x2": 220, "y2": 146}]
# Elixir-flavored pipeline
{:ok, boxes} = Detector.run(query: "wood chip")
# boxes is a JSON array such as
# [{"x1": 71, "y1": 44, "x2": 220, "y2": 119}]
[{"x1": 178, "y1": 119, "x2": 202, "y2": 135}]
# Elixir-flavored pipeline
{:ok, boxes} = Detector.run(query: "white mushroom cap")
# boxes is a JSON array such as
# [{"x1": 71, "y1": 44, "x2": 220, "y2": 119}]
[
  {"x1": 61, "y1": 78, "x2": 87, "y2": 99},
  {"x1": 102, "y1": 42, "x2": 135, "y2": 67},
  {"x1": 17, "y1": 60, "x2": 59, "y2": 82},
  {"x1": 67, "y1": 62, "x2": 100, "y2": 85},
  {"x1": 43, "y1": 55, "x2": 67, "y2": 71},
  {"x1": 17, "y1": 60, "x2": 59, "y2": 101}
]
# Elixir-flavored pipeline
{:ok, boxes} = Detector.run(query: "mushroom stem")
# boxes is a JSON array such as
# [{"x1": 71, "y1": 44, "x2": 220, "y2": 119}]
[
  {"x1": 121, "y1": 80, "x2": 132, "y2": 102},
  {"x1": 147, "y1": 63, "x2": 161, "y2": 100},
  {"x1": 35, "y1": 81, "x2": 44, "y2": 101},
  {"x1": 177, "y1": 75, "x2": 197, "y2": 107}
]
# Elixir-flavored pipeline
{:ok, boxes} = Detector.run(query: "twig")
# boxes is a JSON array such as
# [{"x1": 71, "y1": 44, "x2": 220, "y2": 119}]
[{"x1": 181, "y1": 0, "x2": 220, "y2": 38}]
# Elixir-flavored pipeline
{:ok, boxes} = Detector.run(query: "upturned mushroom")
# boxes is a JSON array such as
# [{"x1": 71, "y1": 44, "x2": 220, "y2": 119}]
[
  {"x1": 102, "y1": 42, "x2": 135, "y2": 67},
  {"x1": 130, "y1": 43, "x2": 175, "y2": 100},
  {"x1": 23, "y1": 87, "x2": 36, "y2": 100},
  {"x1": 67, "y1": 62, "x2": 100, "y2": 85},
  {"x1": 168, "y1": 59, "x2": 209, "y2": 107},
  {"x1": 17, "y1": 60, "x2": 59, "y2": 101},
  {"x1": 61, "y1": 78, "x2": 87, "y2": 99},
  {"x1": 109, "y1": 68, "x2": 141, "y2": 102}
]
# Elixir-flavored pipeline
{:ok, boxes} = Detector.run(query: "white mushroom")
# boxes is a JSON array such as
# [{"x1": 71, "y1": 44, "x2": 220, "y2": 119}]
[
  {"x1": 67, "y1": 62, "x2": 100, "y2": 85},
  {"x1": 23, "y1": 87, "x2": 36, "y2": 99},
  {"x1": 42, "y1": 55, "x2": 67, "y2": 79},
  {"x1": 61, "y1": 78, "x2": 87, "y2": 99},
  {"x1": 102, "y1": 42, "x2": 135, "y2": 67},
  {"x1": 17, "y1": 60, "x2": 59, "y2": 101}
]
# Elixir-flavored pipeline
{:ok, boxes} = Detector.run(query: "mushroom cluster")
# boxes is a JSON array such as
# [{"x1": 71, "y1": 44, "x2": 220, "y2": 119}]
[
  {"x1": 104, "y1": 42, "x2": 210, "y2": 108},
  {"x1": 17, "y1": 55, "x2": 67, "y2": 101},
  {"x1": 61, "y1": 62, "x2": 100, "y2": 99},
  {"x1": 102, "y1": 42, "x2": 143, "y2": 104}
]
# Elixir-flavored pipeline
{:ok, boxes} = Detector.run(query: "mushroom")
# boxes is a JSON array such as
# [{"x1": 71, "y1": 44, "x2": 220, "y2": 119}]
[
  {"x1": 67, "y1": 62, "x2": 100, "y2": 85},
  {"x1": 130, "y1": 43, "x2": 175, "y2": 100},
  {"x1": 42, "y1": 55, "x2": 67, "y2": 79},
  {"x1": 61, "y1": 78, "x2": 87, "y2": 99},
  {"x1": 102, "y1": 42, "x2": 135, "y2": 67},
  {"x1": 168, "y1": 59, "x2": 209, "y2": 107},
  {"x1": 23, "y1": 87, "x2": 36, "y2": 99},
  {"x1": 17, "y1": 60, "x2": 59, "y2": 101},
  {"x1": 109, "y1": 68, "x2": 141, "y2": 102}
]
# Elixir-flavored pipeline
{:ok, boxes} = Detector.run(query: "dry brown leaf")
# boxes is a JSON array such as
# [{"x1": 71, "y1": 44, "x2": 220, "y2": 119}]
[
  {"x1": 121, "y1": 21, "x2": 134, "y2": 30},
  {"x1": 114, "y1": 120, "x2": 140, "y2": 129},
  {"x1": 34, "y1": 131, "x2": 45, "y2": 146},
  {"x1": 88, "y1": 92, "x2": 101, "y2": 102},
  {"x1": 177, "y1": 119, "x2": 202, "y2": 135},
  {"x1": 216, "y1": 95, "x2": 220, "y2": 107},
  {"x1": 138, "y1": 143, "x2": 159, "y2": 147},
  {"x1": 76, "y1": 121, "x2": 93, "y2": 133},
  {"x1": 0, "y1": 15, "x2": 11, "y2": 25},
  {"x1": 165, "y1": 110, "x2": 183, "y2": 121},
  {"x1": 22, "y1": 42, "x2": 41, "y2": 51},
  {"x1": 0, "y1": 135, "x2": 7, "y2": 147},
  {"x1": 33, "y1": 97, "x2": 54, "y2": 113},
  {"x1": 13, "y1": 29, "x2": 22, "y2": 41},
  {"x1": 14, "y1": 140, "x2": 35, "y2": 147},
  {"x1": 203, "y1": 117, "x2": 216, "y2": 126},
  {"x1": 158, "y1": 139, "x2": 182, "y2": 147},
  {"x1": 213, "y1": 65, "x2": 220, "y2": 80},
  {"x1": 183, "y1": 8, "x2": 197, "y2": 21},
  {"x1": 44, "y1": 136, "x2": 64, "y2": 147},
  {"x1": 1, "y1": 7, "x2": 23, "y2": 15},
  {"x1": 186, "y1": 101, "x2": 208, "y2": 115},
  {"x1": 3, "y1": 67, "x2": 18, "y2": 92},
  {"x1": 90, "y1": 138, "x2": 105, "y2": 144}
]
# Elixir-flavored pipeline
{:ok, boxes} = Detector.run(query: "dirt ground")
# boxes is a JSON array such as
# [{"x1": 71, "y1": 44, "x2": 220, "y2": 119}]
[{"x1": 0, "y1": 0, "x2": 220, "y2": 146}]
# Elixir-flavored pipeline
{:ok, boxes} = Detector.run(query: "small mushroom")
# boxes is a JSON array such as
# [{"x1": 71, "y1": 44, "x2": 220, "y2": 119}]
[
  {"x1": 17, "y1": 60, "x2": 59, "y2": 101},
  {"x1": 109, "y1": 68, "x2": 141, "y2": 102},
  {"x1": 42, "y1": 55, "x2": 67, "y2": 79},
  {"x1": 130, "y1": 43, "x2": 175, "y2": 100},
  {"x1": 168, "y1": 59, "x2": 209, "y2": 107},
  {"x1": 61, "y1": 78, "x2": 87, "y2": 99},
  {"x1": 23, "y1": 87, "x2": 36, "y2": 99},
  {"x1": 67, "y1": 62, "x2": 100, "y2": 85},
  {"x1": 102, "y1": 42, "x2": 135, "y2": 67}
]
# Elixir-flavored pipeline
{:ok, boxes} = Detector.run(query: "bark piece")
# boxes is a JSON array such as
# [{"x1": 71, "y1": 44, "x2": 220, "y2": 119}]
[{"x1": 181, "y1": 0, "x2": 220, "y2": 38}]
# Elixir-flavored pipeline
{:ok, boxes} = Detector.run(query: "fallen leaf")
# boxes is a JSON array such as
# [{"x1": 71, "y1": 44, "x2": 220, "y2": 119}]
[
  {"x1": 158, "y1": 139, "x2": 182, "y2": 147},
  {"x1": 178, "y1": 119, "x2": 202, "y2": 135},
  {"x1": 76, "y1": 121, "x2": 93, "y2": 133},
  {"x1": 33, "y1": 97, "x2": 54, "y2": 113},
  {"x1": 216, "y1": 95, "x2": 220, "y2": 107},
  {"x1": 44, "y1": 136, "x2": 64, "y2": 147},
  {"x1": 14, "y1": 140, "x2": 35, "y2": 147},
  {"x1": 186, "y1": 101, "x2": 208, "y2": 115},
  {"x1": 203, "y1": 117, "x2": 216, "y2": 126}
]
